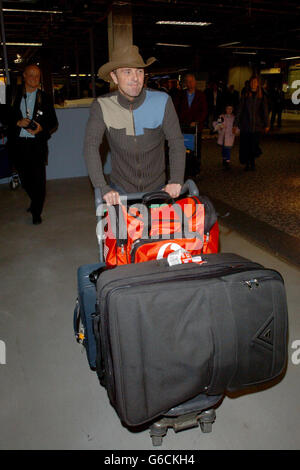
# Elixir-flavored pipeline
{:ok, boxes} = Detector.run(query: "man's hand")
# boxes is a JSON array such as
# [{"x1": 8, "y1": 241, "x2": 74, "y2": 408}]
[
  {"x1": 103, "y1": 190, "x2": 121, "y2": 206},
  {"x1": 17, "y1": 118, "x2": 31, "y2": 128},
  {"x1": 163, "y1": 183, "x2": 182, "y2": 199},
  {"x1": 26, "y1": 122, "x2": 43, "y2": 135},
  {"x1": 265, "y1": 127, "x2": 270, "y2": 133}
]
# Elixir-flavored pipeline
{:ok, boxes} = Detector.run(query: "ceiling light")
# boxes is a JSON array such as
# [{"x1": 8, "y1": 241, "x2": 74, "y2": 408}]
[
  {"x1": 218, "y1": 41, "x2": 241, "y2": 47},
  {"x1": 156, "y1": 43, "x2": 191, "y2": 47},
  {"x1": 233, "y1": 51, "x2": 257, "y2": 55},
  {"x1": 281, "y1": 56, "x2": 300, "y2": 60},
  {"x1": 3, "y1": 9, "x2": 63, "y2": 14},
  {"x1": 14, "y1": 54, "x2": 23, "y2": 64},
  {"x1": 156, "y1": 21, "x2": 211, "y2": 26},
  {"x1": 1, "y1": 42, "x2": 43, "y2": 46}
]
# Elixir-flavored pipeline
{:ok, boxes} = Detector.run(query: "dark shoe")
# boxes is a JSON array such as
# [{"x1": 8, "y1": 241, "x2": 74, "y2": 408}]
[
  {"x1": 223, "y1": 160, "x2": 231, "y2": 170},
  {"x1": 32, "y1": 215, "x2": 42, "y2": 225}
]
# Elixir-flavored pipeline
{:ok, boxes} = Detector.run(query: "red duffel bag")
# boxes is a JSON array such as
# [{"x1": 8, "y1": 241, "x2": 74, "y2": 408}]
[{"x1": 103, "y1": 192, "x2": 219, "y2": 267}]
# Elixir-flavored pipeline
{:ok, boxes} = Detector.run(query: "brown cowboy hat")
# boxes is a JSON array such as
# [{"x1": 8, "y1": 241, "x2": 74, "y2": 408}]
[{"x1": 98, "y1": 45, "x2": 156, "y2": 82}]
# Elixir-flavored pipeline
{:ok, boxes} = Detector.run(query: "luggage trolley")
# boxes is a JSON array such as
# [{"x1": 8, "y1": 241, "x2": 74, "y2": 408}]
[
  {"x1": 74, "y1": 179, "x2": 223, "y2": 446},
  {"x1": 0, "y1": 143, "x2": 21, "y2": 189},
  {"x1": 182, "y1": 124, "x2": 200, "y2": 180}
]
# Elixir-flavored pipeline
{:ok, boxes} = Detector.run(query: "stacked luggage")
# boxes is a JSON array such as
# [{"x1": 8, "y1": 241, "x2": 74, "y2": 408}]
[{"x1": 74, "y1": 180, "x2": 288, "y2": 446}]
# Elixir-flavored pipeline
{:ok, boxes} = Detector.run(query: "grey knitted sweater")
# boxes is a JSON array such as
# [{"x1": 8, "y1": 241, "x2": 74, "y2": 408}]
[{"x1": 84, "y1": 88, "x2": 186, "y2": 195}]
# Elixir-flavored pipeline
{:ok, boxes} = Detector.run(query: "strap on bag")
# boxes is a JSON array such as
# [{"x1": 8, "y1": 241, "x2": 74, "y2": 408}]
[
  {"x1": 73, "y1": 299, "x2": 80, "y2": 340},
  {"x1": 92, "y1": 310, "x2": 106, "y2": 387},
  {"x1": 141, "y1": 190, "x2": 176, "y2": 240},
  {"x1": 107, "y1": 204, "x2": 128, "y2": 247}
]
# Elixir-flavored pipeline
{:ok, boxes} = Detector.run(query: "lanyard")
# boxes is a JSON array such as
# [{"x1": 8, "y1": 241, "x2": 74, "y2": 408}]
[{"x1": 24, "y1": 94, "x2": 32, "y2": 119}]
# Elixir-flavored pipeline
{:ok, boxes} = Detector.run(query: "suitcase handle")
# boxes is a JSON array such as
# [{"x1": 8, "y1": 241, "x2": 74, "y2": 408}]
[
  {"x1": 180, "y1": 179, "x2": 199, "y2": 197},
  {"x1": 141, "y1": 180, "x2": 199, "y2": 205},
  {"x1": 142, "y1": 191, "x2": 175, "y2": 206}
]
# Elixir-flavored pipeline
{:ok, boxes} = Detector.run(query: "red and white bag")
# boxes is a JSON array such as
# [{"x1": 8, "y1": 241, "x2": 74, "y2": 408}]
[{"x1": 103, "y1": 193, "x2": 219, "y2": 267}]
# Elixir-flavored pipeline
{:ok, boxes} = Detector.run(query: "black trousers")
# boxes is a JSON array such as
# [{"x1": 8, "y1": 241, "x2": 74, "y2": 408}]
[
  {"x1": 270, "y1": 107, "x2": 282, "y2": 128},
  {"x1": 239, "y1": 132, "x2": 261, "y2": 168},
  {"x1": 13, "y1": 138, "x2": 47, "y2": 217}
]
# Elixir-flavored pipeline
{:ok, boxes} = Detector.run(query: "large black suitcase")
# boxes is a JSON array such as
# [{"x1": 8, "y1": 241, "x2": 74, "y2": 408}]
[{"x1": 93, "y1": 252, "x2": 288, "y2": 428}]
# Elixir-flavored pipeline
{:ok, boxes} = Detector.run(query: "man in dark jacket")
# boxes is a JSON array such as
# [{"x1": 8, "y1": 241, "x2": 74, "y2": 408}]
[
  {"x1": 8, "y1": 64, "x2": 58, "y2": 224},
  {"x1": 174, "y1": 73, "x2": 207, "y2": 175},
  {"x1": 233, "y1": 76, "x2": 269, "y2": 171}
]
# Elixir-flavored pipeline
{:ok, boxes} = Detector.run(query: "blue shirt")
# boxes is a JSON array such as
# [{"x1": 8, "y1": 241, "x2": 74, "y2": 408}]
[
  {"x1": 20, "y1": 89, "x2": 37, "y2": 138},
  {"x1": 187, "y1": 91, "x2": 195, "y2": 108}
]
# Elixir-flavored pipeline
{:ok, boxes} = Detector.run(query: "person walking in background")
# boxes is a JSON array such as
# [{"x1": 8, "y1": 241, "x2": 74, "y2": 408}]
[
  {"x1": 241, "y1": 80, "x2": 250, "y2": 97},
  {"x1": 205, "y1": 82, "x2": 224, "y2": 133},
  {"x1": 158, "y1": 78, "x2": 169, "y2": 94},
  {"x1": 8, "y1": 64, "x2": 58, "y2": 224},
  {"x1": 213, "y1": 104, "x2": 239, "y2": 170},
  {"x1": 174, "y1": 72, "x2": 207, "y2": 175},
  {"x1": 168, "y1": 78, "x2": 181, "y2": 103},
  {"x1": 270, "y1": 84, "x2": 285, "y2": 129},
  {"x1": 225, "y1": 84, "x2": 240, "y2": 113},
  {"x1": 233, "y1": 75, "x2": 269, "y2": 171}
]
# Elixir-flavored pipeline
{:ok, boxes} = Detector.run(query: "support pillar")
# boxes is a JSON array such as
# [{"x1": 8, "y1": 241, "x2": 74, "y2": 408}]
[
  {"x1": 0, "y1": 0, "x2": 10, "y2": 85},
  {"x1": 40, "y1": 53, "x2": 54, "y2": 100},
  {"x1": 75, "y1": 41, "x2": 80, "y2": 98},
  {"x1": 108, "y1": 3, "x2": 133, "y2": 59},
  {"x1": 89, "y1": 28, "x2": 96, "y2": 98},
  {"x1": 228, "y1": 66, "x2": 253, "y2": 93}
]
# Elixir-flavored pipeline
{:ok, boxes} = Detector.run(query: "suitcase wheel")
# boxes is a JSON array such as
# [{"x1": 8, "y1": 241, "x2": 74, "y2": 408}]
[
  {"x1": 151, "y1": 435, "x2": 163, "y2": 446},
  {"x1": 200, "y1": 421, "x2": 212, "y2": 433},
  {"x1": 199, "y1": 409, "x2": 216, "y2": 433},
  {"x1": 149, "y1": 408, "x2": 216, "y2": 446}
]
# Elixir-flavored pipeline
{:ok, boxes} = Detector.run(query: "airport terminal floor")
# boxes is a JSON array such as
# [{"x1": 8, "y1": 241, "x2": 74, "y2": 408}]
[{"x1": 0, "y1": 116, "x2": 299, "y2": 450}]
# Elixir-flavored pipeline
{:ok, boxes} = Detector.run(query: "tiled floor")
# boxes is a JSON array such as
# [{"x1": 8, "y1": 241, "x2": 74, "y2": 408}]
[{"x1": 197, "y1": 127, "x2": 300, "y2": 268}]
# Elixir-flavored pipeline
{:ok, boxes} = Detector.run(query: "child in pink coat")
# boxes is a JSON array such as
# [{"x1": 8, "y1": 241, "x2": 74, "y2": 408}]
[{"x1": 213, "y1": 105, "x2": 239, "y2": 170}]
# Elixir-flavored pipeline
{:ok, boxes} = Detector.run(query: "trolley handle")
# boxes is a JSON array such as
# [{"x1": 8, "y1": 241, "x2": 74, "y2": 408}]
[{"x1": 94, "y1": 179, "x2": 199, "y2": 213}]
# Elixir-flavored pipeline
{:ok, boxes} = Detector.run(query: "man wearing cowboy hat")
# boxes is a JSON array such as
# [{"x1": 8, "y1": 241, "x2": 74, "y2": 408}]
[{"x1": 84, "y1": 45, "x2": 186, "y2": 205}]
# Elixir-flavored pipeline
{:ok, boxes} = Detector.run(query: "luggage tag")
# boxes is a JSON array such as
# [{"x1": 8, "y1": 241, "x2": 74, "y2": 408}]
[{"x1": 167, "y1": 249, "x2": 207, "y2": 266}]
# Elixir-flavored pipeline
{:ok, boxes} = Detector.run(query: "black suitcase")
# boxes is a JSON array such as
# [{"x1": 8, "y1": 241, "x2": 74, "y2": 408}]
[{"x1": 93, "y1": 252, "x2": 288, "y2": 430}]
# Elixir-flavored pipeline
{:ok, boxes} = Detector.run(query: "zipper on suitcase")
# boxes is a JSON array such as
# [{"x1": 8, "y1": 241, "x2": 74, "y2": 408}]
[
  {"x1": 243, "y1": 275, "x2": 277, "y2": 289},
  {"x1": 105, "y1": 265, "x2": 262, "y2": 291}
]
